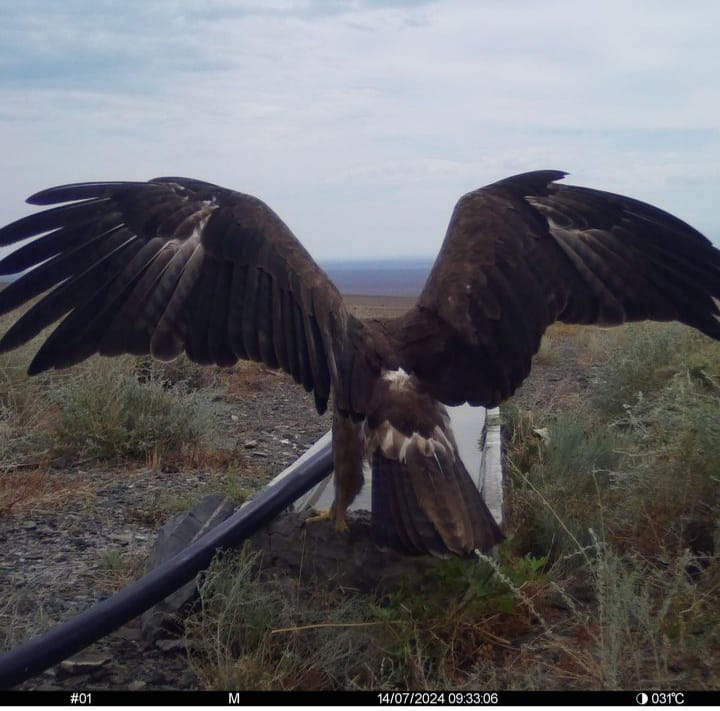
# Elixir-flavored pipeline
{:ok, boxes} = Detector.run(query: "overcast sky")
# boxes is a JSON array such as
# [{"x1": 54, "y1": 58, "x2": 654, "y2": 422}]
[{"x1": 1, "y1": 0, "x2": 718, "y2": 259}]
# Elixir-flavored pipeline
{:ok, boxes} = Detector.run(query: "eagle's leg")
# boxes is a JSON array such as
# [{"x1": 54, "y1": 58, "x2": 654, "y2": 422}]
[
  {"x1": 306, "y1": 411, "x2": 365, "y2": 532},
  {"x1": 330, "y1": 411, "x2": 366, "y2": 531}
]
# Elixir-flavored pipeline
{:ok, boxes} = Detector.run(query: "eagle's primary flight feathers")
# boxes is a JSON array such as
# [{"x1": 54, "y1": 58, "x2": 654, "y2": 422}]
[{"x1": 1, "y1": 170, "x2": 718, "y2": 555}]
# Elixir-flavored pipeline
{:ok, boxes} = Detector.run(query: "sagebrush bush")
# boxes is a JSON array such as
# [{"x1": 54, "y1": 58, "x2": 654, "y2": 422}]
[
  {"x1": 506, "y1": 322, "x2": 720, "y2": 557},
  {"x1": 589, "y1": 322, "x2": 715, "y2": 418},
  {"x1": 48, "y1": 356, "x2": 216, "y2": 462},
  {"x1": 505, "y1": 408, "x2": 622, "y2": 560},
  {"x1": 134, "y1": 354, "x2": 221, "y2": 391},
  {"x1": 609, "y1": 369, "x2": 720, "y2": 554}
]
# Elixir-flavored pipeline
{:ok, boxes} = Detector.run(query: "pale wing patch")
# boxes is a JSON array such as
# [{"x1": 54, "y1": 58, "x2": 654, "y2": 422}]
[
  {"x1": 150, "y1": 207, "x2": 216, "y2": 360},
  {"x1": 526, "y1": 195, "x2": 629, "y2": 323},
  {"x1": 368, "y1": 418, "x2": 456, "y2": 465},
  {"x1": 431, "y1": 424, "x2": 454, "y2": 454},
  {"x1": 381, "y1": 367, "x2": 411, "y2": 390}
]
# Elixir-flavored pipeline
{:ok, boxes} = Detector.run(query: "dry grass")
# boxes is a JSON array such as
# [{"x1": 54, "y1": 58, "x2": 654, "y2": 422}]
[
  {"x1": 342, "y1": 294, "x2": 416, "y2": 320},
  {"x1": 224, "y1": 361, "x2": 276, "y2": 401},
  {"x1": 0, "y1": 469, "x2": 99, "y2": 516},
  {"x1": 95, "y1": 547, "x2": 148, "y2": 593},
  {"x1": 185, "y1": 546, "x2": 550, "y2": 690},
  {"x1": 0, "y1": 581, "x2": 55, "y2": 651},
  {"x1": 0, "y1": 301, "x2": 237, "y2": 508},
  {"x1": 531, "y1": 324, "x2": 610, "y2": 377}
]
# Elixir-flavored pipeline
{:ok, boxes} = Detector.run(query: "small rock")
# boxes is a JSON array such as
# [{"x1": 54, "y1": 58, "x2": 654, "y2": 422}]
[
  {"x1": 58, "y1": 655, "x2": 112, "y2": 676},
  {"x1": 141, "y1": 493, "x2": 236, "y2": 643},
  {"x1": 149, "y1": 670, "x2": 171, "y2": 685},
  {"x1": 533, "y1": 427, "x2": 551, "y2": 442},
  {"x1": 128, "y1": 680, "x2": 147, "y2": 691},
  {"x1": 244, "y1": 439, "x2": 257, "y2": 448},
  {"x1": 179, "y1": 669, "x2": 198, "y2": 687},
  {"x1": 116, "y1": 627, "x2": 143, "y2": 642},
  {"x1": 155, "y1": 638, "x2": 186, "y2": 653},
  {"x1": 21, "y1": 521, "x2": 37, "y2": 530}
]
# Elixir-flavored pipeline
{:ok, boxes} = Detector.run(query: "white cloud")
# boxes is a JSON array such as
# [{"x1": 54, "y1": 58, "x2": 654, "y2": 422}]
[{"x1": 0, "y1": 0, "x2": 718, "y2": 258}]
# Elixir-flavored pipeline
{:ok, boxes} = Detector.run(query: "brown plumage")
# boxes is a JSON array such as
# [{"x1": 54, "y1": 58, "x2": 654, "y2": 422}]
[{"x1": 1, "y1": 170, "x2": 719, "y2": 556}]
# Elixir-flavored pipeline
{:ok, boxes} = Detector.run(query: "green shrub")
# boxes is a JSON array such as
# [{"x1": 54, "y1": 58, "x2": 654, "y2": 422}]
[
  {"x1": 48, "y1": 356, "x2": 215, "y2": 462},
  {"x1": 506, "y1": 410, "x2": 622, "y2": 561},
  {"x1": 590, "y1": 322, "x2": 717, "y2": 418},
  {"x1": 506, "y1": 322, "x2": 720, "y2": 558},
  {"x1": 609, "y1": 369, "x2": 720, "y2": 553}
]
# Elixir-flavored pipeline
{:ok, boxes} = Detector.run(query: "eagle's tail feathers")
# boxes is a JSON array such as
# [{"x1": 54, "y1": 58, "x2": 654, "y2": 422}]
[
  {"x1": 371, "y1": 450, "x2": 449, "y2": 556},
  {"x1": 371, "y1": 448, "x2": 503, "y2": 557}
]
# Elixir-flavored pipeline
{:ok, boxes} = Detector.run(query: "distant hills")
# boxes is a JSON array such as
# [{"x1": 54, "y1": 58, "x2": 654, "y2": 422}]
[
  {"x1": 320, "y1": 257, "x2": 433, "y2": 297},
  {"x1": 0, "y1": 257, "x2": 435, "y2": 298}
]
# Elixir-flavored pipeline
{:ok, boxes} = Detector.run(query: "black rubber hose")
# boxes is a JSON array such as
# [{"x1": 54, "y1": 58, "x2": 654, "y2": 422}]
[{"x1": 0, "y1": 440, "x2": 334, "y2": 689}]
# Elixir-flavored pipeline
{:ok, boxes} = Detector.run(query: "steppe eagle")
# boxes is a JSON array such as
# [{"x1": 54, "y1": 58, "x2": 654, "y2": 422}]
[{"x1": 0, "y1": 170, "x2": 718, "y2": 556}]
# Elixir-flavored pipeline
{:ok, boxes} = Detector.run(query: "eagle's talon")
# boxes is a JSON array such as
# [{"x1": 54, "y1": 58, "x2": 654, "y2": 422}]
[
  {"x1": 334, "y1": 514, "x2": 350, "y2": 533},
  {"x1": 305, "y1": 507, "x2": 350, "y2": 533},
  {"x1": 305, "y1": 508, "x2": 333, "y2": 525}
]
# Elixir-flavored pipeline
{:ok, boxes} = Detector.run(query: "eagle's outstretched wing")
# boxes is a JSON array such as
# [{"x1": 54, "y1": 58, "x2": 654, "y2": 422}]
[
  {"x1": 0, "y1": 177, "x2": 363, "y2": 414},
  {"x1": 387, "y1": 170, "x2": 720, "y2": 407}
]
